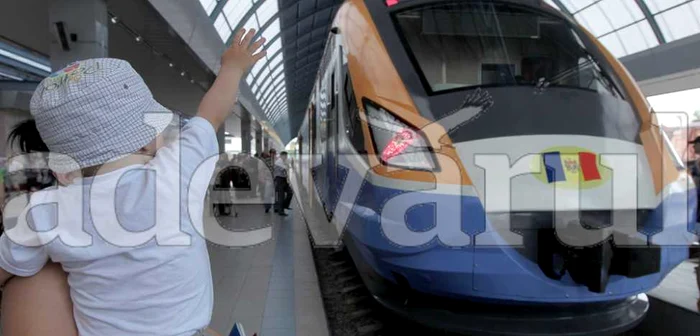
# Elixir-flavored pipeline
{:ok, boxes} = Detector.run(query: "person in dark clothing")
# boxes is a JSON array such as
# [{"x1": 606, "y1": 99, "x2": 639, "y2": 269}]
[
  {"x1": 262, "y1": 149, "x2": 278, "y2": 213},
  {"x1": 273, "y1": 151, "x2": 293, "y2": 216}
]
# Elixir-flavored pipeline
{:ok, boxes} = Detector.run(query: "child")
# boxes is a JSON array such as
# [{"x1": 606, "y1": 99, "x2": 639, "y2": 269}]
[{"x1": 0, "y1": 28, "x2": 266, "y2": 336}]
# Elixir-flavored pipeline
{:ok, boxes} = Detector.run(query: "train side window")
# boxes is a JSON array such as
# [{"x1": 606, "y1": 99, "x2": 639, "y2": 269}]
[
  {"x1": 344, "y1": 69, "x2": 366, "y2": 154},
  {"x1": 311, "y1": 103, "x2": 318, "y2": 155}
]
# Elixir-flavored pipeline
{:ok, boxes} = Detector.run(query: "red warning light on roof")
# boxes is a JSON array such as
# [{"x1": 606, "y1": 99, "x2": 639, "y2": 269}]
[{"x1": 386, "y1": 0, "x2": 400, "y2": 7}]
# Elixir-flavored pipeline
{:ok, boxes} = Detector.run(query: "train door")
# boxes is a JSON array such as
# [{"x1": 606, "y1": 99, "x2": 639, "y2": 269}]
[{"x1": 326, "y1": 64, "x2": 341, "y2": 210}]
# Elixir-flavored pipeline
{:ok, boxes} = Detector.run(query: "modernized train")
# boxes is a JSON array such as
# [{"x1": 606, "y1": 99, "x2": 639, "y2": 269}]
[{"x1": 293, "y1": 0, "x2": 696, "y2": 334}]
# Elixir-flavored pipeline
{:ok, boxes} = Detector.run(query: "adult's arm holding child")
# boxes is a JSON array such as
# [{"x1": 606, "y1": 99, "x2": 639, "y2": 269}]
[
  {"x1": 197, "y1": 28, "x2": 266, "y2": 131},
  {"x1": 0, "y1": 268, "x2": 12, "y2": 286}
]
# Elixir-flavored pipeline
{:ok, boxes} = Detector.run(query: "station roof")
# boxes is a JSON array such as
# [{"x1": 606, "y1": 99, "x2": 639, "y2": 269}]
[
  {"x1": 545, "y1": 0, "x2": 700, "y2": 58},
  {"x1": 197, "y1": 0, "x2": 343, "y2": 141},
  {"x1": 194, "y1": 0, "x2": 700, "y2": 142},
  {"x1": 3, "y1": 0, "x2": 700, "y2": 144}
]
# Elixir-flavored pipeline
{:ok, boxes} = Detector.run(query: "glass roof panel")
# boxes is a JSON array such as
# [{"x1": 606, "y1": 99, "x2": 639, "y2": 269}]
[
  {"x1": 269, "y1": 98, "x2": 286, "y2": 112},
  {"x1": 261, "y1": 80, "x2": 284, "y2": 105},
  {"x1": 264, "y1": 81, "x2": 285, "y2": 102},
  {"x1": 243, "y1": 12, "x2": 260, "y2": 32},
  {"x1": 198, "y1": 0, "x2": 217, "y2": 16},
  {"x1": 266, "y1": 38, "x2": 282, "y2": 57},
  {"x1": 656, "y1": 3, "x2": 700, "y2": 42},
  {"x1": 258, "y1": 77, "x2": 279, "y2": 98},
  {"x1": 599, "y1": 33, "x2": 627, "y2": 58},
  {"x1": 267, "y1": 51, "x2": 283, "y2": 70},
  {"x1": 561, "y1": 0, "x2": 596, "y2": 13},
  {"x1": 214, "y1": 13, "x2": 232, "y2": 42},
  {"x1": 257, "y1": 69, "x2": 278, "y2": 93},
  {"x1": 273, "y1": 103, "x2": 287, "y2": 113},
  {"x1": 269, "y1": 64, "x2": 284, "y2": 82},
  {"x1": 598, "y1": 0, "x2": 644, "y2": 29},
  {"x1": 549, "y1": 0, "x2": 700, "y2": 59},
  {"x1": 266, "y1": 95, "x2": 286, "y2": 112},
  {"x1": 575, "y1": 5, "x2": 614, "y2": 36},
  {"x1": 261, "y1": 19, "x2": 281, "y2": 43},
  {"x1": 646, "y1": 0, "x2": 688, "y2": 14},
  {"x1": 258, "y1": 67, "x2": 284, "y2": 94},
  {"x1": 256, "y1": 65, "x2": 271, "y2": 82},
  {"x1": 616, "y1": 20, "x2": 659, "y2": 55},
  {"x1": 256, "y1": 0, "x2": 278, "y2": 26},
  {"x1": 250, "y1": 57, "x2": 265, "y2": 76},
  {"x1": 264, "y1": 86, "x2": 285, "y2": 108},
  {"x1": 223, "y1": 0, "x2": 253, "y2": 29}
]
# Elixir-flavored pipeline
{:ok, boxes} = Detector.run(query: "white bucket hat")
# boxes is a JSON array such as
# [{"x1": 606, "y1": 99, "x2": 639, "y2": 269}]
[{"x1": 30, "y1": 58, "x2": 173, "y2": 173}]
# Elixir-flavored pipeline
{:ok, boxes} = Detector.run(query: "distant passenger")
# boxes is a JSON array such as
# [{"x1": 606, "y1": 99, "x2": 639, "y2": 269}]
[
  {"x1": 261, "y1": 151, "x2": 276, "y2": 213},
  {"x1": 274, "y1": 151, "x2": 293, "y2": 216},
  {"x1": 0, "y1": 27, "x2": 266, "y2": 336}
]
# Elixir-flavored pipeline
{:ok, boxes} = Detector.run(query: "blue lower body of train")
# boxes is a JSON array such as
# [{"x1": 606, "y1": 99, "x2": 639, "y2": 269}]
[
  {"x1": 341, "y1": 180, "x2": 692, "y2": 301},
  {"x1": 314, "y1": 164, "x2": 696, "y2": 334}
]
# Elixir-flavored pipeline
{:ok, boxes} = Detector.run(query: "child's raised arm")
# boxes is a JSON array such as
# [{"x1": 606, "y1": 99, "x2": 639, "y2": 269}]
[{"x1": 197, "y1": 28, "x2": 266, "y2": 131}]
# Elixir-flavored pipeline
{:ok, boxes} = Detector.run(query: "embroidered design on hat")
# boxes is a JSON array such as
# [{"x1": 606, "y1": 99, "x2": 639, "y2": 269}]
[{"x1": 43, "y1": 60, "x2": 102, "y2": 91}]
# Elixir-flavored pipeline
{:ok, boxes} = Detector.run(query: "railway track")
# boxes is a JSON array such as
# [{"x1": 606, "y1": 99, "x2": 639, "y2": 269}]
[
  {"x1": 312, "y1": 244, "x2": 463, "y2": 336},
  {"x1": 312, "y1": 241, "x2": 647, "y2": 336}
]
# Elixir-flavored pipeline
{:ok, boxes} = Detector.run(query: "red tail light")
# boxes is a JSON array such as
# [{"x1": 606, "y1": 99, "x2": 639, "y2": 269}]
[{"x1": 386, "y1": 0, "x2": 400, "y2": 7}]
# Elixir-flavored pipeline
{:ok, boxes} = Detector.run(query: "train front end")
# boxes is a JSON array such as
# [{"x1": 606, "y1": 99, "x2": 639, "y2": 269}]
[{"x1": 336, "y1": 0, "x2": 698, "y2": 334}]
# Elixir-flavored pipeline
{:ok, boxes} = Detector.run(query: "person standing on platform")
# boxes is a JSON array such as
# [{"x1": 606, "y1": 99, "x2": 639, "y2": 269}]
[
  {"x1": 274, "y1": 151, "x2": 293, "y2": 216},
  {"x1": 259, "y1": 153, "x2": 273, "y2": 213}
]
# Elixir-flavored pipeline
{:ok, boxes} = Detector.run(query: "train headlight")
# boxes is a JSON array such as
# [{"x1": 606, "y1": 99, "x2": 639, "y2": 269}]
[{"x1": 364, "y1": 100, "x2": 437, "y2": 171}]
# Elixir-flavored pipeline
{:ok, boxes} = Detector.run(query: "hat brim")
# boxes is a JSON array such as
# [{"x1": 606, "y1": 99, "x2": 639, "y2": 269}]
[{"x1": 48, "y1": 99, "x2": 174, "y2": 174}]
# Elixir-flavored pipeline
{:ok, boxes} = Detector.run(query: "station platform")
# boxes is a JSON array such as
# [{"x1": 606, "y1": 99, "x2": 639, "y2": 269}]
[
  {"x1": 632, "y1": 259, "x2": 700, "y2": 335},
  {"x1": 206, "y1": 204, "x2": 330, "y2": 336}
]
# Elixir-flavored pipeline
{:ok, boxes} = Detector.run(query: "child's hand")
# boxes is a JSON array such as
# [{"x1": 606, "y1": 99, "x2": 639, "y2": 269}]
[
  {"x1": 198, "y1": 28, "x2": 266, "y2": 130},
  {"x1": 221, "y1": 28, "x2": 267, "y2": 74}
]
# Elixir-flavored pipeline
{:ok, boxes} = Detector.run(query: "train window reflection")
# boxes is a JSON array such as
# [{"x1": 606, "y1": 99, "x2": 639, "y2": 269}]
[{"x1": 394, "y1": 2, "x2": 621, "y2": 97}]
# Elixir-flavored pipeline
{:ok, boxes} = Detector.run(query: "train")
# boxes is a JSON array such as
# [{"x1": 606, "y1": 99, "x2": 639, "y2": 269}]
[{"x1": 292, "y1": 0, "x2": 697, "y2": 334}]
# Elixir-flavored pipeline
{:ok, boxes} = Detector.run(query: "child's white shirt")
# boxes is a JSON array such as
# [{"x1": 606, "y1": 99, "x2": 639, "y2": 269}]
[{"x1": 0, "y1": 117, "x2": 218, "y2": 336}]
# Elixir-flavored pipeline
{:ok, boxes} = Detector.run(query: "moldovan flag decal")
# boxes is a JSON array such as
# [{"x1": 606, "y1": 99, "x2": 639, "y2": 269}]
[{"x1": 543, "y1": 151, "x2": 601, "y2": 183}]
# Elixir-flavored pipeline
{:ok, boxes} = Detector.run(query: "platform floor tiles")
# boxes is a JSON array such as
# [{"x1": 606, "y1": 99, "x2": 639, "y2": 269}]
[
  {"x1": 207, "y1": 203, "x2": 330, "y2": 336},
  {"x1": 648, "y1": 259, "x2": 699, "y2": 312}
]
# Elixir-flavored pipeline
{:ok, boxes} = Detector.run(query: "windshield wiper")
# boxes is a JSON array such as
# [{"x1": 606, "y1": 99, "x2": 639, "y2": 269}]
[
  {"x1": 536, "y1": 58, "x2": 595, "y2": 89},
  {"x1": 534, "y1": 56, "x2": 620, "y2": 98}
]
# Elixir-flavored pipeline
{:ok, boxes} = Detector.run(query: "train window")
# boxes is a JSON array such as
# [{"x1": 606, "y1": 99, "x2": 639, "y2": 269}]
[
  {"x1": 343, "y1": 69, "x2": 366, "y2": 154},
  {"x1": 311, "y1": 103, "x2": 318, "y2": 155},
  {"x1": 330, "y1": 72, "x2": 336, "y2": 110},
  {"x1": 393, "y1": 1, "x2": 622, "y2": 97}
]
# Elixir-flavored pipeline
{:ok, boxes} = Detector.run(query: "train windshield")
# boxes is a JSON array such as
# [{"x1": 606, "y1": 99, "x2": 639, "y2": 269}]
[{"x1": 393, "y1": 2, "x2": 622, "y2": 97}]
